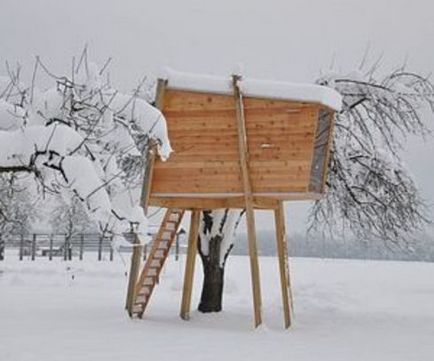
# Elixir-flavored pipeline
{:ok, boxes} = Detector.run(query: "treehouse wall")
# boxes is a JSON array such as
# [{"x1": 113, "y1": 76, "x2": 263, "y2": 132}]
[{"x1": 149, "y1": 88, "x2": 334, "y2": 201}]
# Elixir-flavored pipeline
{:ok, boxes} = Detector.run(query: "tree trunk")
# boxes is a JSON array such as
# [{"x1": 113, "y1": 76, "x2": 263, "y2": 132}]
[
  {"x1": 197, "y1": 209, "x2": 240, "y2": 313},
  {"x1": 198, "y1": 248, "x2": 225, "y2": 312}
]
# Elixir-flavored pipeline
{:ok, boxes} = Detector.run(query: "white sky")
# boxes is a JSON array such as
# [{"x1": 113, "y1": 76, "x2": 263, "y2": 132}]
[{"x1": 1, "y1": 0, "x2": 433, "y2": 231}]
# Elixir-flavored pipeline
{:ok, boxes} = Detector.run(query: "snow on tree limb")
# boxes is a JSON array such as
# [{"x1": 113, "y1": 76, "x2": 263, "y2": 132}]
[
  {"x1": 0, "y1": 54, "x2": 171, "y2": 244},
  {"x1": 312, "y1": 66, "x2": 433, "y2": 245}
]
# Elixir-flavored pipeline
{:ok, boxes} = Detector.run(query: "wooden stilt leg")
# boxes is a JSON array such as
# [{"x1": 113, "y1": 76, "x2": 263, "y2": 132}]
[
  {"x1": 180, "y1": 210, "x2": 200, "y2": 320},
  {"x1": 232, "y1": 74, "x2": 262, "y2": 328},
  {"x1": 245, "y1": 205, "x2": 263, "y2": 328},
  {"x1": 274, "y1": 202, "x2": 293, "y2": 328},
  {"x1": 126, "y1": 234, "x2": 142, "y2": 317}
]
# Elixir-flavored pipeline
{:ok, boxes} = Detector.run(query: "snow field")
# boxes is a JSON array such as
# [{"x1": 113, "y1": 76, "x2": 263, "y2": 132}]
[{"x1": 1, "y1": 254, "x2": 433, "y2": 361}]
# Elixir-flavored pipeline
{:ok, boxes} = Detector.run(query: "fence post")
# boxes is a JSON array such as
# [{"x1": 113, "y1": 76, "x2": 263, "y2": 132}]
[
  {"x1": 49, "y1": 234, "x2": 53, "y2": 261},
  {"x1": 98, "y1": 235, "x2": 103, "y2": 261},
  {"x1": 68, "y1": 236, "x2": 72, "y2": 261},
  {"x1": 109, "y1": 236, "x2": 114, "y2": 261},
  {"x1": 79, "y1": 234, "x2": 84, "y2": 261},
  {"x1": 0, "y1": 234, "x2": 4, "y2": 261},
  {"x1": 31, "y1": 234, "x2": 36, "y2": 261},
  {"x1": 175, "y1": 234, "x2": 179, "y2": 261},
  {"x1": 64, "y1": 234, "x2": 68, "y2": 261},
  {"x1": 143, "y1": 243, "x2": 147, "y2": 261},
  {"x1": 19, "y1": 234, "x2": 24, "y2": 261}
]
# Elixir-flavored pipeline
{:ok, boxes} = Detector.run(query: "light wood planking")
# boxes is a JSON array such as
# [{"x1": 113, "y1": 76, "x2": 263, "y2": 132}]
[
  {"x1": 274, "y1": 202, "x2": 293, "y2": 329},
  {"x1": 180, "y1": 210, "x2": 200, "y2": 320},
  {"x1": 233, "y1": 75, "x2": 263, "y2": 328},
  {"x1": 150, "y1": 87, "x2": 327, "y2": 198}
]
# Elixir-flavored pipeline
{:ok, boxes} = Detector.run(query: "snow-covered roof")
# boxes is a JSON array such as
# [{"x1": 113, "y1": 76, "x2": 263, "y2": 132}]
[{"x1": 159, "y1": 68, "x2": 342, "y2": 111}]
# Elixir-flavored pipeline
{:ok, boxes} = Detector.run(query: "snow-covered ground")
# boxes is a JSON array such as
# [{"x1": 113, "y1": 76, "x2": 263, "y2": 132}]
[{"x1": 1, "y1": 253, "x2": 433, "y2": 361}]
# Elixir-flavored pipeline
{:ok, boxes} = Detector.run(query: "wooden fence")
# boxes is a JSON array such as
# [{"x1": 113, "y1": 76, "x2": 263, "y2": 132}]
[{"x1": 0, "y1": 233, "x2": 181, "y2": 262}]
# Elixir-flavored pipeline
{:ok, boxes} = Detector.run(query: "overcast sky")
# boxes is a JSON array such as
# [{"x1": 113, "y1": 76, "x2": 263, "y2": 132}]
[{"x1": 1, "y1": 0, "x2": 433, "y2": 231}]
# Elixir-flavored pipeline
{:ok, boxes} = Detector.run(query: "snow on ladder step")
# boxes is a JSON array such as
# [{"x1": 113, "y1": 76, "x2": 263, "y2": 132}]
[
  {"x1": 136, "y1": 295, "x2": 147, "y2": 304},
  {"x1": 161, "y1": 231, "x2": 172, "y2": 240},
  {"x1": 138, "y1": 286, "x2": 151, "y2": 296},
  {"x1": 154, "y1": 250, "x2": 165, "y2": 258},
  {"x1": 132, "y1": 304, "x2": 143, "y2": 314},
  {"x1": 148, "y1": 268, "x2": 157, "y2": 277},
  {"x1": 143, "y1": 277, "x2": 154, "y2": 286},
  {"x1": 168, "y1": 213, "x2": 180, "y2": 222},
  {"x1": 165, "y1": 223, "x2": 176, "y2": 231},
  {"x1": 158, "y1": 241, "x2": 169, "y2": 249},
  {"x1": 150, "y1": 259, "x2": 161, "y2": 268}
]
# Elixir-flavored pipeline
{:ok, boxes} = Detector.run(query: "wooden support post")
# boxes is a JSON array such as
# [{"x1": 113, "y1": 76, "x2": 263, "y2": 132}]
[
  {"x1": 126, "y1": 232, "x2": 142, "y2": 316},
  {"x1": 232, "y1": 75, "x2": 262, "y2": 328},
  {"x1": 180, "y1": 210, "x2": 200, "y2": 320},
  {"x1": 274, "y1": 202, "x2": 293, "y2": 328}
]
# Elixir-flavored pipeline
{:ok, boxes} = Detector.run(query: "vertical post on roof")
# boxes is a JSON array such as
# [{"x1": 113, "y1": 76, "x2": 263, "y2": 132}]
[
  {"x1": 232, "y1": 74, "x2": 263, "y2": 328},
  {"x1": 141, "y1": 78, "x2": 167, "y2": 214},
  {"x1": 180, "y1": 210, "x2": 200, "y2": 320},
  {"x1": 274, "y1": 201, "x2": 293, "y2": 329}
]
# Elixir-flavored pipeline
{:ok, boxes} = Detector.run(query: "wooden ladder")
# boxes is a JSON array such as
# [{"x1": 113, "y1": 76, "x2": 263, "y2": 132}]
[{"x1": 131, "y1": 208, "x2": 185, "y2": 318}]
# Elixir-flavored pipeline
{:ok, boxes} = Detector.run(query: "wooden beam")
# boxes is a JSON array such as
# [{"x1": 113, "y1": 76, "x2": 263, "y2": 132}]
[
  {"x1": 274, "y1": 201, "x2": 293, "y2": 328},
  {"x1": 141, "y1": 79, "x2": 167, "y2": 213},
  {"x1": 148, "y1": 195, "x2": 281, "y2": 210},
  {"x1": 126, "y1": 232, "x2": 142, "y2": 317},
  {"x1": 180, "y1": 210, "x2": 200, "y2": 320},
  {"x1": 232, "y1": 75, "x2": 262, "y2": 328}
]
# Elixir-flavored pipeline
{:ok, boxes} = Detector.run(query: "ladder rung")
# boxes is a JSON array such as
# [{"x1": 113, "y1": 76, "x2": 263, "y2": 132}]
[
  {"x1": 158, "y1": 241, "x2": 169, "y2": 249},
  {"x1": 161, "y1": 231, "x2": 172, "y2": 240},
  {"x1": 136, "y1": 295, "x2": 147, "y2": 303},
  {"x1": 143, "y1": 277, "x2": 154, "y2": 285},
  {"x1": 154, "y1": 250, "x2": 164, "y2": 258},
  {"x1": 132, "y1": 305, "x2": 143, "y2": 314},
  {"x1": 150, "y1": 260, "x2": 161, "y2": 267}
]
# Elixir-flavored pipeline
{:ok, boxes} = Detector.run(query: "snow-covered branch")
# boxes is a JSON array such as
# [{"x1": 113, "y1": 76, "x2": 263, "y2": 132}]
[
  {"x1": 312, "y1": 66, "x2": 433, "y2": 245},
  {"x1": 0, "y1": 54, "x2": 172, "y2": 244}
]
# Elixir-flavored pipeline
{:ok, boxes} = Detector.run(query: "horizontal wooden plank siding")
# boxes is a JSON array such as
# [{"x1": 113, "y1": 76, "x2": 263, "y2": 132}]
[{"x1": 150, "y1": 89, "x2": 326, "y2": 200}]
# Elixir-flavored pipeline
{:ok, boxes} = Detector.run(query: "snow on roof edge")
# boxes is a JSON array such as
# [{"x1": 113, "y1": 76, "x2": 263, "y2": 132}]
[{"x1": 158, "y1": 67, "x2": 342, "y2": 111}]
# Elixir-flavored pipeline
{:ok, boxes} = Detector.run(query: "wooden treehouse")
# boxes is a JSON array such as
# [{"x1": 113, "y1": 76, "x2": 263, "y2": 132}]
[{"x1": 126, "y1": 69, "x2": 342, "y2": 328}]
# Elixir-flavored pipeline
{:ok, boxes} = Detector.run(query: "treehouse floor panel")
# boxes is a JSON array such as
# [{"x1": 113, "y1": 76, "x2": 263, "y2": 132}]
[{"x1": 1, "y1": 254, "x2": 433, "y2": 361}]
